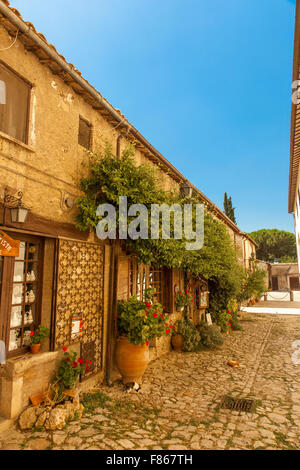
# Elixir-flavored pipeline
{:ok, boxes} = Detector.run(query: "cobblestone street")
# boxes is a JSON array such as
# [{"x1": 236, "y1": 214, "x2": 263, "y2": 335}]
[{"x1": 1, "y1": 312, "x2": 300, "y2": 451}]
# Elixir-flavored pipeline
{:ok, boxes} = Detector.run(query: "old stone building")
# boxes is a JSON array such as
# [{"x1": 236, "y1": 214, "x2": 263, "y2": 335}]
[
  {"x1": 270, "y1": 263, "x2": 300, "y2": 292},
  {"x1": 0, "y1": 1, "x2": 257, "y2": 426}
]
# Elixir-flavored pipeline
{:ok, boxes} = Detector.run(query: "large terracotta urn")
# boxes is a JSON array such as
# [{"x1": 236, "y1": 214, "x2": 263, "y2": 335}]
[
  {"x1": 171, "y1": 334, "x2": 183, "y2": 352},
  {"x1": 115, "y1": 336, "x2": 149, "y2": 384}
]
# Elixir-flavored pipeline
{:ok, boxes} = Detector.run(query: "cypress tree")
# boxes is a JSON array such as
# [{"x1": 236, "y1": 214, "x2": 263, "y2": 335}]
[{"x1": 223, "y1": 193, "x2": 237, "y2": 224}]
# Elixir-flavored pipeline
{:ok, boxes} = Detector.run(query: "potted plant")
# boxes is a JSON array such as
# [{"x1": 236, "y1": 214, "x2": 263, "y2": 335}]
[
  {"x1": 171, "y1": 319, "x2": 185, "y2": 351},
  {"x1": 54, "y1": 348, "x2": 92, "y2": 393},
  {"x1": 116, "y1": 287, "x2": 173, "y2": 384},
  {"x1": 30, "y1": 325, "x2": 50, "y2": 354},
  {"x1": 174, "y1": 291, "x2": 186, "y2": 312}
]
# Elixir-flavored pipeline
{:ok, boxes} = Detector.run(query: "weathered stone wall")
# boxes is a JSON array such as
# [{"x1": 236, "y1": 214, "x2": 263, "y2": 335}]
[{"x1": 0, "y1": 24, "x2": 175, "y2": 226}]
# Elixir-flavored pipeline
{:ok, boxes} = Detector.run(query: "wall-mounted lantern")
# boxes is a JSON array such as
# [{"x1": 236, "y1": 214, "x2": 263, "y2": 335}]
[
  {"x1": 182, "y1": 181, "x2": 193, "y2": 198},
  {"x1": 4, "y1": 189, "x2": 29, "y2": 224}
]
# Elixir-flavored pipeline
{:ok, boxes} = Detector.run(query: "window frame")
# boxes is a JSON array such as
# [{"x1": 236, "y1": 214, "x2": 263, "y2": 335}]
[
  {"x1": 128, "y1": 259, "x2": 173, "y2": 312},
  {"x1": 0, "y1": 60, "x2": 32, "y2": 145},
  {"x1": 0, "y1": 233, "x2": 44, "y2": 358},
  {"x1": 78, "y1": 115, "x2": 92, "y2": 150}
]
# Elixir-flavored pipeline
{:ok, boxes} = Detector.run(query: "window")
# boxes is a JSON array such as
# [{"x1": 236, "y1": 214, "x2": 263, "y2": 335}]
[
  {"x1": 0, "y1": 62, "x2": 31, "y2": 143},
  {"x1": 0, "y1": 234, "x2": 43, "y2": 356},
  {"x1": 78, "y1": 116, "x2": 92, "y2": 149},
  {"x1": 149, "y1": 268, "x2": 163, "y2": 304},
  {"x1": 290, "y1": 276, "x2": 300, "y2": 291},
  {"x1": 128, "y1": 260, "x2": 173, "y2": 312}
]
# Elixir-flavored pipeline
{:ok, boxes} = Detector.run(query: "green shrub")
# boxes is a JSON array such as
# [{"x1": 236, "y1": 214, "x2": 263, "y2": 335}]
[
  {"x1": 196, "y1": 322, "x2": 224, "y2": 349},
  {"x1": 230, "y1": 311, "x2": 242, "y2": 331},
  {"x1": 173, "y1": 319, "x2": 202, "y2": 352}
]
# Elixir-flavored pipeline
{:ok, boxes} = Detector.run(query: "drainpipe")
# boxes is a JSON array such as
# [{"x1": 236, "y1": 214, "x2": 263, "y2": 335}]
[
  {"x1": 116, "y1": 135, "x2": 122, "y2": 158},
  {"x1": 105, "y1": 240, "x2": 119, "y2": 386}
]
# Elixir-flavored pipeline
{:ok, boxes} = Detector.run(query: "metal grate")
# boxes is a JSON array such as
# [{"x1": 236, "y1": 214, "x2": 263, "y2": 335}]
[{"x1": 220, "y1": 396, "x2": 255, "y2": 413}]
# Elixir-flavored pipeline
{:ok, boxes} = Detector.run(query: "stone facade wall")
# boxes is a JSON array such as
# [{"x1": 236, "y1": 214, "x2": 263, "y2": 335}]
[{"x1": 270, "y1": 263, "x2": 300, "y2": 291}]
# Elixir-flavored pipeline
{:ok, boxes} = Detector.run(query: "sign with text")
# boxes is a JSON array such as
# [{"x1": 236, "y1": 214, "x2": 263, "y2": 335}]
[
  {"x1": 71, "y1": 313, "x2": 83, "y2": 340},
  {"x1": 0, "y1": 230, "x2": 20, "y2": 257}
]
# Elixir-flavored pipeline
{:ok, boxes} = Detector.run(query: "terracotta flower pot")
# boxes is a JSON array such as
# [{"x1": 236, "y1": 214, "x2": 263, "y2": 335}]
[
  {"x1": 171, "y1": 333, "x2": 183, "y2": 352},
  {"x1": 30, "y1": 343, "x2": 41, "y2": 354},
  {"x1": 115, "y1": 336, "x2": 149, "y2": 384}
]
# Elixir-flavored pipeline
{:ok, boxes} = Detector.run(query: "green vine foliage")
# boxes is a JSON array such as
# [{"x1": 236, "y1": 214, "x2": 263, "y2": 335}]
[{"x1": 75, "y1": 141, "x2": 250, "y2": 311}]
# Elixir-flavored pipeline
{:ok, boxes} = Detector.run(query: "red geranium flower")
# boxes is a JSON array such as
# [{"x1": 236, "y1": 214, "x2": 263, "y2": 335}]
[
  {"x1": 78, "y1": 358, "x2": 84, "y2": 365},
  {"x1": 88, "y1": 360, "x2": 92, "y2": 365},
  {"x1": 170, "y1": 324, "x2": 173, "y2": 329},
  {"x1": 228, "y1": 310, "x2": 231, "y2": 314},
  {"x1": 62, "y1": 347, "x2": 68, "y2": 352},
  {"x1": 30, "y1": 331, "x2": 35, "y2": 337},
  {"x1": 145, "y1": 302, "x2": 151, "y2": 308},
  {"x1": 165, "y1": 329, "x2": 171, "y2": 334},
  {"x1": 178, "y1": 291, "x2": 181, "y2": 294},
  {"x1": 72, "y1": 361, "x2": 78, "y2": 368},
  {"x1": 66, "y1": 357, "x2": 71, "y2": 362},
  {"x1": 153, "y1": 312, "x2": 158, "y2": 318},
  {"x1": 160, "y1": 314, "x2": 164, "y2": 319},
  {"x1": 85, "y1": 367, "x2": 90, "y2": 373},
  {"x1": 146, "y1": 340, "x2": 149, "y2": 346}
]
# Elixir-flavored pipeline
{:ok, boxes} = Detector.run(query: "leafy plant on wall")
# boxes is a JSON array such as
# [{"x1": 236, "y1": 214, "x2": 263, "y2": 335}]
[{"x1": 75, "y1": 141, "x2": 250, "y2": 311}]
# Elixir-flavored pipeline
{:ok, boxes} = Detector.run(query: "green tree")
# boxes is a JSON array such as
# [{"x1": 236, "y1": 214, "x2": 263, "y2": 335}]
[
  {"x1": 248, "y1": 229, "x2": 297, "y2": 263},
  {"x1": 223, "y1": 192, "x2": 236, "y2": 224}
]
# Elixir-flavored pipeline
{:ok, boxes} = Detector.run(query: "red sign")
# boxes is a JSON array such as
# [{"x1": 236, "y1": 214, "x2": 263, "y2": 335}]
[{"x1": 0, "y1": 230, "x2": 20, "y2": 257}]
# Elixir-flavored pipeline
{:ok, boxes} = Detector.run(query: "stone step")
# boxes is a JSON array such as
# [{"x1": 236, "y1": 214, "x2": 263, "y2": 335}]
[{"x1": 0, "y1": 416, "x2": 13, "y2": 434}]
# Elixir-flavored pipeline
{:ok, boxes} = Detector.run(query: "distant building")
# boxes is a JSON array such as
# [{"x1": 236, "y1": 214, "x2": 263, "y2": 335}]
[{"x1": 270, "y1": 263, "x2": 300, "y2": 292}]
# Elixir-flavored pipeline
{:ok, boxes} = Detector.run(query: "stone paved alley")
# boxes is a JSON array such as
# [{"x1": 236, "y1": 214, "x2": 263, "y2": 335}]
[{"x1": 1, "y1": 312, "x2": 300, "y2": 451}]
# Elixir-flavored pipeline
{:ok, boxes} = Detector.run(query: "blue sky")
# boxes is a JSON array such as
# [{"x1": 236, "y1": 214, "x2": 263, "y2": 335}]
[{"x1": 10, "y1": 0, "x2": 296, "y2": 233}]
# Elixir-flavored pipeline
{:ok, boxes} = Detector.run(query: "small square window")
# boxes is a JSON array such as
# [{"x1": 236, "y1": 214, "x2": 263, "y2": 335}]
[
  {"x1": 78, "y1": 116, "x2": 92, "y2": 149},
  {"x1": 0, "y1": 62, "x2": 31, "y2": 144}
]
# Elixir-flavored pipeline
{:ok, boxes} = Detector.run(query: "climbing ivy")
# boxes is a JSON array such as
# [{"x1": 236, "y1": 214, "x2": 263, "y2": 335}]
[{"x1": 75, "y1": 141, "x2": 244, "y2": 310}]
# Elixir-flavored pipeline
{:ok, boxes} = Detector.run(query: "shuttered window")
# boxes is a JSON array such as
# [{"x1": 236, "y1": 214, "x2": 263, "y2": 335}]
[
  {"x1": 78, "y1": 116, "x2": 92, "y2": 149},
  {"x1": 0, "y1": 62, "x2": 31, "y2": 144}
]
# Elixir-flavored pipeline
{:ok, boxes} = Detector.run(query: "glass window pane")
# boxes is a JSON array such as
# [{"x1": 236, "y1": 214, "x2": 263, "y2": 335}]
[
  {"x1": 25, "y1": 305, "x2": 35, "y2": 325},
  {"x1": 9, "y1": 328, "x2": 22, "y2": 351},
  {"x1": 13, "y1": 261, "x2": 25, "y2": 282},
  {"x1": 28, "y1": 243, "x2": 39, "y2": 261},
  {"x1": 12, "y1": 283, "x2": 24, "y2": 305},
  {"x1": 10, "y1": 305, "x2": 22, "y2": 328},
  {"x1": 22, "y1": 327, "x2": 32, "y2": 347},
  {"x1": 25, "y1": 285, "x2": 36, "y2": 304},
  {"x1": 16, "y1": 242, "x2": 26, "y2": 260}
]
